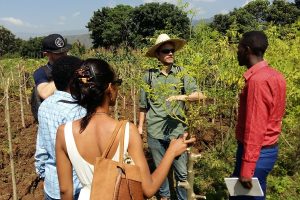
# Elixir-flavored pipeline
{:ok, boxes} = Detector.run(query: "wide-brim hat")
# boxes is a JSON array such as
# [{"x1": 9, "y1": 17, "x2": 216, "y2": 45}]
[
  {"x1": 41, "y1": 34, "x2": 71, "y2": 54},
  {"x1": 146, "y1": 34, "x2": 186, "y2": 57}
]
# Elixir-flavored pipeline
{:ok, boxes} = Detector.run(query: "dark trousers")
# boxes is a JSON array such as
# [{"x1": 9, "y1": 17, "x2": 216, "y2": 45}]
[{"x1": 229, "y1": 143, "x2": 278, "y2": 200}]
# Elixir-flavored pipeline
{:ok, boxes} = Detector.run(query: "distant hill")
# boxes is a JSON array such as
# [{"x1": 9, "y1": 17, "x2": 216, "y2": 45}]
[
  {"x1": 65, "y1": 34, "x2": 93, "y2": 49},
  {"x1": 192, "y1": 17, "x2": 214, "y2": 26},
  {"x1": 14, "y1": 29, "x2": 93, "y2": 49}
]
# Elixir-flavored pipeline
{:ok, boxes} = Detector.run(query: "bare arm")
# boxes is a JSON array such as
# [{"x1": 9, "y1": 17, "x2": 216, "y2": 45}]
[
  {"x1": 138, "y1": 108, "x2": 147, "y2": 135},
  {"x1": 166, "y1": 91, "x2": 206, "y2": 102},
  {"x1": 186, "y1": 91, "x2": 206, "y2": 101},
  {"x1": 37, "y1": 81, "x2": 56, "y2": 99},
  {"x1": 128, "y1": 123, "x2": 195, "y2": 197},
  {"x1": 56, "y1": 125, "x2": 73, "y2": 200}
]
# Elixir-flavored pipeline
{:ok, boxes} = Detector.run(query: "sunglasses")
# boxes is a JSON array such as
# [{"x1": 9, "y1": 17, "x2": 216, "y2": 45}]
[
  {"x1": 112, "y1": 78, "x2": 122, "y2": 86},
  {"x1": 160, "y1": 48, "x2": 175, "y2": 54}
]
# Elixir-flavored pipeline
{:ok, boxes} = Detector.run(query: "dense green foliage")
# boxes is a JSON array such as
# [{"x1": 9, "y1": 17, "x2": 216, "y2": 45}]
[
  {"x1": 211, "y1": 0, "x2": 300, "y2": 34},
  {"x1": 131, "y1": 3, "x2": 190, "y2": 41},
  {"x1": 19, "y1": 36, "x2": 43, "y2": 58},
  {"x1": 87, "y1": 5, "x2": 135, "y2": 49},
  {"x1": 87, "y1": 3, "x2": 190, "y2": 48},
  {"x1": 0, "y1": 26, "x2": 19, "y2": 56},
  {"x1": 69, "y1": 40, "x2": 86, "y2": 57}
]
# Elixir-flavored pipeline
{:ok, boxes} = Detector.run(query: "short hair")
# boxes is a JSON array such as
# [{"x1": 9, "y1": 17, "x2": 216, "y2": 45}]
[
  {"x1": 240, "y1": 31, "x2": 268, "y2": 57},
  {"x1": 52, "y1": 55, "x2": 83, "y2": 91}
]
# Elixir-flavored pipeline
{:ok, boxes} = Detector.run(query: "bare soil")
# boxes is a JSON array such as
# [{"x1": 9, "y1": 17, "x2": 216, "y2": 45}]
[{"x1": 0, "y1": 97, "x2": 43, "y2": 200}]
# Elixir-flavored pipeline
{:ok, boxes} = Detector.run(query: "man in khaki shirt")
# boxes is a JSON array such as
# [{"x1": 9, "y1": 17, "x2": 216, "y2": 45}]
[{"x1": 139, "y1": 34, "x2": 205, "y2": 200}]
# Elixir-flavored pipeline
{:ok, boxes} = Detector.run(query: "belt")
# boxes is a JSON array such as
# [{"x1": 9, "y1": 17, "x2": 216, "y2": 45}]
[{"x1": 262, "y1": 142, "x2": 278, "y2": 149}]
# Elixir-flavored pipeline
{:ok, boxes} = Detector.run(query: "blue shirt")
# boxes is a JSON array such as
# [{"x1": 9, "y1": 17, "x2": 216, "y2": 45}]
[
  {"x1": 33, "y1": 63, "x2": 52, "y2": 86},
  {"x1": 34, "y1": 91, "x2": 86, "y2": 199}
]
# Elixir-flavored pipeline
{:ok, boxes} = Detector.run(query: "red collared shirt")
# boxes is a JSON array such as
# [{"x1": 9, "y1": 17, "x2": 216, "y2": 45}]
[{"x1": 236, "y1": 60, "x2": 286, "y2": 178}]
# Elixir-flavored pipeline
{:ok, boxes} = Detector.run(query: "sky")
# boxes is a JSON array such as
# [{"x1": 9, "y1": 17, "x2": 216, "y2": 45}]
[{"x1": 0, "y1": 0, "x2": 295, "y2": 37}]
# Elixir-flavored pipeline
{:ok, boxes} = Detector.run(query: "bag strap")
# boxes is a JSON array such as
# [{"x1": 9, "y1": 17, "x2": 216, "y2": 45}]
[
  {"x1": 118, "y1": 120, "x2": 128, "y2": 163},
  {"x1": 118, "y1": 121, "x2": 135, "y2": 199},
  {"x1": 101, "y1": 120, "x2": 125, "y2": 158}
]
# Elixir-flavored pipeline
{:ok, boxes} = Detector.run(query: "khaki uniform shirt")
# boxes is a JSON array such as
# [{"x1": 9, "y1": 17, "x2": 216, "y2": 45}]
[{"x1": 139, "y1": 65, "x2": 199, "y2": 140}]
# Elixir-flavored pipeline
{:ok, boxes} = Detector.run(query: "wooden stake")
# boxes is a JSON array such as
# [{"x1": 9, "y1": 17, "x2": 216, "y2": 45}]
[
  {"x1": 5, "y1": 78, "x2": 18, "y2": 200},
  {"x1": 23, "y1": 67, "x2": 29, "y2": 105},
  {"x1": 18, "y1": 65, "x2": 25, "y2": 128},
  {"x1": 131, "y1": 84, "x2": 137, "y2": 125}
]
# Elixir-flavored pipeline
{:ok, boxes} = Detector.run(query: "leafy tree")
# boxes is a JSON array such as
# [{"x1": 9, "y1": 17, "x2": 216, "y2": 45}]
[
  {"x1": 69, "y1": 40, "x2": 86, "y2": 56},
  {"x1": 243, "y1": 0, "x2": 269, "y2": 22},
  {"x1": 132, "y1": 3, "x2": 190, "y2": 41},
  {"x1": 0, "y1": 26, "x2": 18, "y2": 56},
  {"x1": 87, "y1": 5, "x2": 134, "y2": 48},
  {"x1": 230, "y1": 8, "x2": 260, "y2": 33},
  {"x1": 210, "y1": 0, "x2": 300, "y2": 35},
  {"x1": 210, "y1": 14, "x2": 232, "y2": 34},
  {"x1": 87, "y1": 6, "x2": 109, "y2": 48},
  {"x1": 87, "y1": 3, "x2": 190, "y2": 48},
  {"x1": 19, "y1": 37, "x2": 43, "y2": 58},
  {"x1": 266, "y1": 0, "x2": 300, "y2": 25}
]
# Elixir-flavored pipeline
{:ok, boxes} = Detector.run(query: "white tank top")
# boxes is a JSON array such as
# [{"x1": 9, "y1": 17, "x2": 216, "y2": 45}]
[{"x1": 64, "y1": 121, "x2": 130, "y2": 200}]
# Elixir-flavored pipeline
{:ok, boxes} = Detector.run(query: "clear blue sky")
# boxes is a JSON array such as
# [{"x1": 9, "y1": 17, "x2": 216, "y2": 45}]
[{"x1": 0, "y1": 0, "x2": 295, "y2": 35}]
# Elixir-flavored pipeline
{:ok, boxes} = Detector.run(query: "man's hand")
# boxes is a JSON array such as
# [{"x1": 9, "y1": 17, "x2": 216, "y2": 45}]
[
  {"x1": 166, "y1": 95, "x2": 187, "y2": 102},
  {"x1": 239, "y1": 177, "x2": 253, "y2": 189}
]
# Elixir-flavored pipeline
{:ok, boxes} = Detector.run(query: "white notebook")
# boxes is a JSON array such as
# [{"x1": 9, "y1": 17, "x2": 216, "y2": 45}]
[{"x1": 224, "y1": 177, "x2": 264, "y2": 196}]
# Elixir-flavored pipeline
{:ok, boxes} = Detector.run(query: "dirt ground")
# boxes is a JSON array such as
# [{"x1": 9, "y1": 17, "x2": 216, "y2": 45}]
[
  {"x1": 0, "y1": 95, "x2": 219, "y2": 200},
  {"x1": 0, "y1": 98, "x2": 43, "y2": 200}
]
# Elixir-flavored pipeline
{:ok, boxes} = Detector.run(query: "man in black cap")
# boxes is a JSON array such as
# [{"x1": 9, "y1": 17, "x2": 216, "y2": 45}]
[{"x1": 31, "y1": 34, "x2": 71, "y2": 121}]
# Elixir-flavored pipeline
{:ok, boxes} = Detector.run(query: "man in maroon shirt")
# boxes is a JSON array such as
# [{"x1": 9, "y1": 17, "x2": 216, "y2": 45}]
[{"x1": 230, "y1": 31, "x2": 286, "y2": 200}]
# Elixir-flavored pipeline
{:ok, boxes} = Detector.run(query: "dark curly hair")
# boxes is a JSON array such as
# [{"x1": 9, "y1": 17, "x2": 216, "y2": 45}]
[
  {"x1": 240, "y1": 31, "x2": 268, "y2": 57},
  {"x1": 70, "y1": 58, "x2": 117, "y2": 132},
  {"x1": 52, "y1": 55, "x2": 83, "y2": 91}
]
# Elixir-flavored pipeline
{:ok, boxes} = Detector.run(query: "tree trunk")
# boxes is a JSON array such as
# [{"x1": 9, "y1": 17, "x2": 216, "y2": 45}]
[{"x1": 178, "y1": 148, "x2": 206, "y2": 199}]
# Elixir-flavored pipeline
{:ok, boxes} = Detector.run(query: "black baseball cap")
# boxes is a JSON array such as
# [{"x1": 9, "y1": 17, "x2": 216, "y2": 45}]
[{"x1": 41, "y1": 34, "x2": 71, "y2": 53}]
